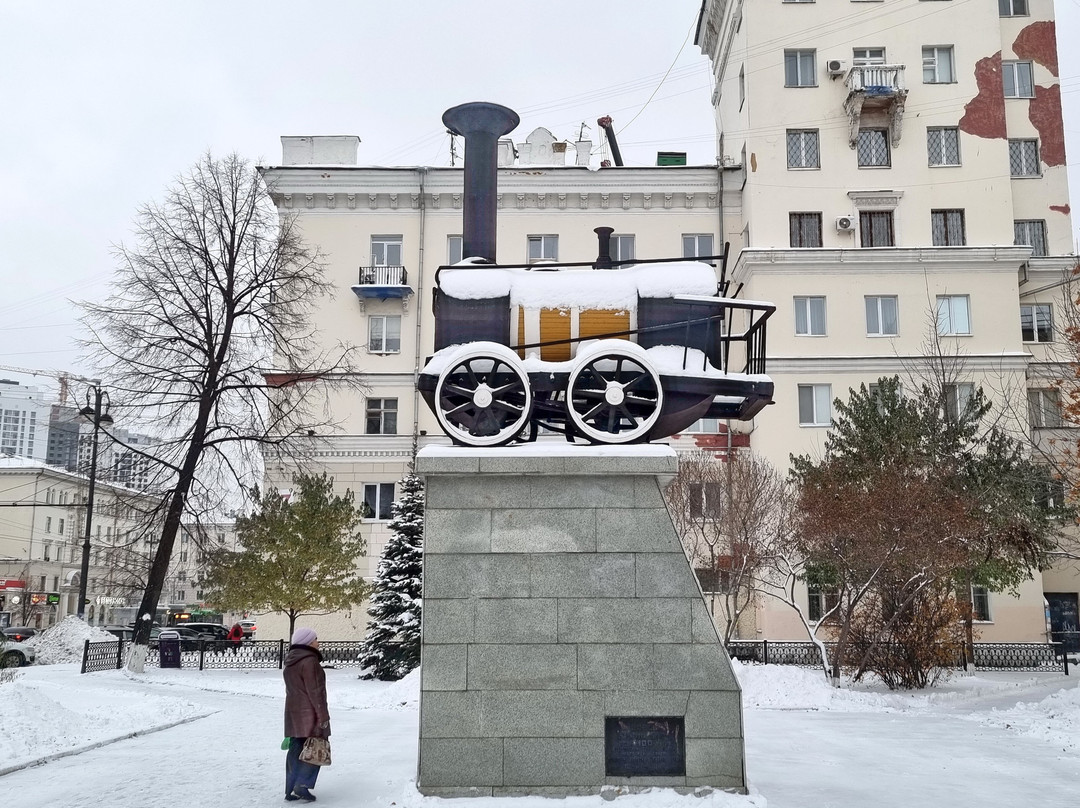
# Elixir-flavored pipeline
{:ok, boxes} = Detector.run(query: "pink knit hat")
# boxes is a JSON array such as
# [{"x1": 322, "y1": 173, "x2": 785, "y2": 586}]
[{"x1": 291, "y1": 627, "x2": 318, "y2": 646}]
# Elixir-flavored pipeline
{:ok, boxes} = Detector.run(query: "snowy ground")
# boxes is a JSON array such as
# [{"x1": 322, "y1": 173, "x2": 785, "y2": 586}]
[{"x1": 3, "y1": 624, "x2": 1080, "y2": 807}]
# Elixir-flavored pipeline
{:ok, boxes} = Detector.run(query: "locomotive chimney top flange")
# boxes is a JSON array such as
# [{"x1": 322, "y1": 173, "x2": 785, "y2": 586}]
[
  {"x1": 442, "y1": 102, "x2": 520, "y2": 264},
  {"x1": 442, "y1": 102, "x2": 520, "y2": 140}
]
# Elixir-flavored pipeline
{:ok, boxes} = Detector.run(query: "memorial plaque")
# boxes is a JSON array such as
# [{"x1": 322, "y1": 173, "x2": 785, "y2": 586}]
[{"x1": 604, "y1": 716, "x2": 685, "y2": 777}]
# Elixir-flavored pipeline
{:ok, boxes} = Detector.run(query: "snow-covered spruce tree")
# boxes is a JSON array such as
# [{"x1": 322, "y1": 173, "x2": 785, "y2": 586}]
[{"x1": 358, "y1": 473, "x2": 424, "y2": 680}]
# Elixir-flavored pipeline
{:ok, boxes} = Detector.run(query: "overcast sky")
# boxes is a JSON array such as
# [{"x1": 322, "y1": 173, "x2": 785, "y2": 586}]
[{"x1": 1, "y1": 0, "x2": 1078, "y2": 397}]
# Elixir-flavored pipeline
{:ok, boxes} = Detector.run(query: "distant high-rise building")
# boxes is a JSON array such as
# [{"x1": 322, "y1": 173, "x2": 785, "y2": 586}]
[{"x1": 0, "y1": 380, "x2": 50, "y2": 461}]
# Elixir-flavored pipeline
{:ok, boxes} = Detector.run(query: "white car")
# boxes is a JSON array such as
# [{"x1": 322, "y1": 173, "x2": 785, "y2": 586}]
[{"x1": 1, "y1": 640, "x2": 36, "y2": 668}]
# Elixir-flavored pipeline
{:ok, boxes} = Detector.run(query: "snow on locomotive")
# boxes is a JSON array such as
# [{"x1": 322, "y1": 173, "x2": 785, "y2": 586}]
[{"x1": 418, "y1": 103, "x2": 775, "y2": 447}]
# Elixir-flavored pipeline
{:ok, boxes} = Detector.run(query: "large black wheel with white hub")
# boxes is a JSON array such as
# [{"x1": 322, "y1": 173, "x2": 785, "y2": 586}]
[{"x1": 434, "y1": 344, "x2": 533, "y2": 446}]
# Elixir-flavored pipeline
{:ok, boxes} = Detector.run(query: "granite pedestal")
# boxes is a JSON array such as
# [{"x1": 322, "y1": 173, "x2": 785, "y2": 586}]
[{"x1": 416, "y1": 445, "x2": 746, "y2": 797}]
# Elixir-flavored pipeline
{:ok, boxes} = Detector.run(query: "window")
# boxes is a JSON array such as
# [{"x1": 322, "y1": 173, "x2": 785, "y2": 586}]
[
  {"x1": 1028, "y1": 389, "x2": 1062, "y2": 428},
  {"x1": 177, "y1": 590, "x2": 186, "y2": 602},
  {"x1": 999, "y1": 0, "x2": 1028, "y2": 15},
  {"x1": 45, "y1": 516, "x2": 52, "y2": 533},
  {"x1": 611, "y1": 234, "x2": 635, "y2": 262},
  {"x1": 794, "y1": 296, "x2": 827, "y2": 336},
  {"x1": 971, "y1": 586, "x2": 990, "y2": 622},
  {"x1": 682, "y1": 234, "x2": 715, "y2": 258},
  {"x1": 370, "y1": 235, "x2": 403, "y2": 266},
  {"x1": 931, "y1": 209, "x2": 966, "y2": 246},
  {"x1": 859, "y1": 211, "x2": 894, "y2": 247},
  {"x1": 808, "y1": 585, "x2": 839, "y2": 622},
  {"x1": 857, "y1": 129, "x2": 890, "y2": 167},
  {"x1": 738, "y1": 65, "x2": 745, "y2": 109},
  {"x1": 922, "y1": 46, "x2": 954, "y2": 83},
  {"x1": 683, "y1": 418, "x2": 723, "y2": 434},
  {"x1": 58, "y1": 518, "x2": 65, "y2": 537},
  {"x1": 368, "y1": 315, "x2": 401, "y2": 354},
  {"x1": 43, "y1": 543, "x2": 51, "y2": 562},
  {"x1": 527, "y1": 235, "x2": 558, "y2": 263},
  {"x1": 1009, "y1": 139, "x2": 1040, "y2": 176},
  {"x1": 936, "y1": 295, "x2": 971, "y2": 335},
  {"x1": 798, "y1": 384, "x2": 832, "y2": 426},
  {"x1": 688, "y1": 482, "x2": 723, "y2": 520},
  {"x1": 853, "y1": 47, "x2": 886, "y2": 66},
  {"x1": 447, "y1": 235, "x2": 463, "y2": 265},
  {"x1": 1014, "y1": 220, "x2": 1048, "y2": 257},
  {"x1": 789, "y1": 213, "x2": 823, "y2": 247},
  {"x1": 1002, "y1": 61, "x2": 1034, "y2": 98},
  {"x1": 924, "y1": 124, "x2": 959, "y2": 164},
  {"x1": 943, "y1": 383, "x2": 975, "y2": 421},
  {"x1": 865, "y1": 296, "x2": 899, "y2": 336},
  {"x1": 694, "y1": 564, "x2": 731, "y2": 595},
  {"x1": 363, "y1": 482, "x2": 395, "y2": 520},
  {"x1": 784, "y1": 50, "x2": 816, "y2": 87},
  {"x1": 365, "y1": 398, "x2": 398, "y2": 435},
  {"x1": 786, "y1": 130, "x2": 820, "y2": 169},
  {"x1": 1040, "y1": 477, "x2": 1067, "y2": 512},
  {"x1": 1020, "y1": 303, "x2": 1053, "y2": 342}
]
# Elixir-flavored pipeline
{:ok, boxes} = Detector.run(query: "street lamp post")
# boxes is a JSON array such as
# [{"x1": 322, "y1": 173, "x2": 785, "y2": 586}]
[{"x1": 77, "y1": 385, "x2": 112, "y2": 621}]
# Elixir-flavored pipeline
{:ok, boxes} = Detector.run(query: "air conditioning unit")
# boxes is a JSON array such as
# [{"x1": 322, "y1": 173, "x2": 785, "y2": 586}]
[
  {"x1": 836, "y1": 215, "x2": 856, "y2": 232},
  {"x1": 827, "y1": 59, "x2": 847, "y2": 76}
]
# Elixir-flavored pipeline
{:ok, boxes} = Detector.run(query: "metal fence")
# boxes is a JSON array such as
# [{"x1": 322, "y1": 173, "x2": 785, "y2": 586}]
[
  {"x1": 725, "y1": 640, "x2": 1069, "y2": 674},
  {"x1": 81, "y1": 638, "x2": 366, "y2": 674}
]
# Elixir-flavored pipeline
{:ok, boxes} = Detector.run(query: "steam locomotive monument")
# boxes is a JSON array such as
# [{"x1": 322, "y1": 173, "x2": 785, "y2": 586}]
[{"x1": 415, "y1": 102, "x2": 773, "y2": 797}]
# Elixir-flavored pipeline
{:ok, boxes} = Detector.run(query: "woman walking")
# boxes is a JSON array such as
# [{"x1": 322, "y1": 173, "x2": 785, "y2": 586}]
[{"x1": 283, "y1": 627, "x2": 330, "y2": 802}]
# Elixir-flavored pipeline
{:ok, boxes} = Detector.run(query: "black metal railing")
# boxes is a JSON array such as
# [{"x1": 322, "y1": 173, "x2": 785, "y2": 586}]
[
  {"x1": 81, "y1": 638, "x2": 366, "y2": 673},
  {"x1": 357, "y1": 265, "x2": 408, "y2": 286},
  {"x1": 726, "y1": 640, "x2": 1069, "y2": 674}
]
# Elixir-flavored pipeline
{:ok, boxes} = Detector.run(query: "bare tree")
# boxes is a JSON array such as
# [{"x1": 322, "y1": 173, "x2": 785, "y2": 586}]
[
  {"x1": 81, "y1": 153, "x2": 360, "y2": 671},
  {"x1": 666, "y1": 451, "x2": 794, "y2": 643}
]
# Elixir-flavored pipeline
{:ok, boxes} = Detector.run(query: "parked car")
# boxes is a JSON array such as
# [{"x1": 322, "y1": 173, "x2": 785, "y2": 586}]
[
  {"x1": 0, "y1": 640, "x2": 36, "y2": 668},
  {"x1": 104, "y1": 626, "x2": 134, "y2": 641},
  {"x1": 181, "y1": 623, "x2": 232, "y2": 651},
  {"x1": 2, "y1": 626, "x2": 38, "y2": 643},
  {"x1": 149, "y1": 626, "x2": 204, "y2": 652},
  {"x1": 239, "y1": 619, "x2": 257, "y2": 638}
]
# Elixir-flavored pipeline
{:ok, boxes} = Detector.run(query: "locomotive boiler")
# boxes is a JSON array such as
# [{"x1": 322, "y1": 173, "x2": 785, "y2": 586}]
[{"x1": 418, "y1": 102, "x2": 775, "y2": 447}]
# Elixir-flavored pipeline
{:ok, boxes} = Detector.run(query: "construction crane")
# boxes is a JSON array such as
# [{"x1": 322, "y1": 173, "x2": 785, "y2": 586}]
[{"x1": 0, "y1": 364, "x2": 98, "y2": 405}]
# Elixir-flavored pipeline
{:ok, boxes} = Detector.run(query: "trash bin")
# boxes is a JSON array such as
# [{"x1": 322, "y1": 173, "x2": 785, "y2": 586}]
[{"x1": 159, "y1": 633, "x2": 182, "y2": 669}]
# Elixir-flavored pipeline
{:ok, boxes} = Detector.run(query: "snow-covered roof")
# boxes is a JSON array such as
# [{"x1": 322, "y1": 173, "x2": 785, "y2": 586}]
[{"x1": 438, "y1": 260, "x2": 718, "y2": 309}]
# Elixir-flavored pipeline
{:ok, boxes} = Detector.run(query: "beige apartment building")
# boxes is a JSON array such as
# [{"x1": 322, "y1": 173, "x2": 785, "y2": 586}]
[
  {"x1": 259, "y1": 130, "x2": 729, "y2": 565},
  {"x1": 0, "y1": 458, "x2": 161, "y2": 628},
  {"x1": 696, "y1": 0, "x2": 1078, "y2": 643}
]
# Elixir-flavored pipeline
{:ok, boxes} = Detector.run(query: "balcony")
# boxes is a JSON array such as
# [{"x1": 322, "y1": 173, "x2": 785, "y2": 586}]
[
  {"x1": 351, "y1": 265, "x2": 414, "y2": 310},
  {"x1": 843, "y1": 64, "x2": 908, "y2": 149}
]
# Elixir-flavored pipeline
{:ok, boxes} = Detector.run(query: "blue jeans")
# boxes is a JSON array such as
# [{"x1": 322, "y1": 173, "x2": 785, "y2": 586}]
[{"x1": 285, "y1": 737, "x2": 321, "y2": 796}]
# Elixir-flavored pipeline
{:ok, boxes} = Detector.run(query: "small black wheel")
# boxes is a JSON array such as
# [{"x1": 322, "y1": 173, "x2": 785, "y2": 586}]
[
  {"x1": 567, "y1": 342, "x2": 662, "y2": 443},
  {"x1": 1, "y1": 650, "x2": 25, "y2": 668},
  {"x1": 435, "y1": 344, "x2": 533, "y2": 446}
]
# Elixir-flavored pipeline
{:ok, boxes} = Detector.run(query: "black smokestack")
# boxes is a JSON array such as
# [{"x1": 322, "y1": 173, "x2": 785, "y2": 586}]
[
  {"x1": 593, "y1": 226, "x2": 614, "y2": 269},
  {"x1": 442, "y1": 102, "x2": 520, "y2": 263}
]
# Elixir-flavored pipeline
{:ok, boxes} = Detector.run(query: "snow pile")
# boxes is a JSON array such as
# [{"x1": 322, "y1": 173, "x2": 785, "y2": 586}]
[
  {"x1": 352, "y1": 667, "x2": 420, "y2": 710},
  {"x1": 732, "y1": 658, "x2": 897, "y2": 712},
  {"x1": 27, "y1": 616, "x2": 117, "y2": 665},
  {"x1": 973, "y1": 684, "x2": 1080, "y2": 752},
  {"x1": 0, "y1": 668, "x2": 206, "y2": 771}
]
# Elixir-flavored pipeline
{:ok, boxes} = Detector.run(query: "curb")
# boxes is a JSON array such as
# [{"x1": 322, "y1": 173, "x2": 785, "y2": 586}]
[{"x1": 0, "y1": 711, "x2": 217, "y2": 778}]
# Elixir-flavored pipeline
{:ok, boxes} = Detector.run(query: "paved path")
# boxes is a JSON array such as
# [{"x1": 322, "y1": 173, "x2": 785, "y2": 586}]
[{"x1": 8, "y1": 669, "x2": 1079, "y2": 807}]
